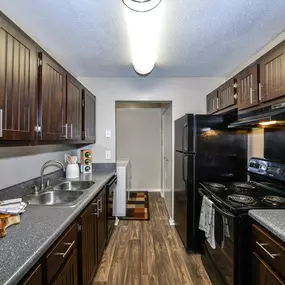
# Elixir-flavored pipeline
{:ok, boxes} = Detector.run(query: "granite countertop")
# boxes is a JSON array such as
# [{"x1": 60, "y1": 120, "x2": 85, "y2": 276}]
[
  {"x1": 249, "y1": 209, "x2": 285, "y2": 243},
  {"x1": 0, "y1": 171, "x2": 115, "y2": 285}
]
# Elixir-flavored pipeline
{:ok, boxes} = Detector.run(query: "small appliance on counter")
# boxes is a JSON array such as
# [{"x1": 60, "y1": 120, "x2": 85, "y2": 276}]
[
  {"x1": 81, "y1": 150, "x2": 92, "y2": 174},
  {"x1": 199, "y1": 157, "x2": 285, "y2": 285}
]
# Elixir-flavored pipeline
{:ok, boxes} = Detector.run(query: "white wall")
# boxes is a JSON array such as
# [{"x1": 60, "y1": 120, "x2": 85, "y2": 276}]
[
  {"x1": 116, "y1": 107, "x2": 161, "y2": 190},
  {"x1": 78, "y1": 76, "x2": 224, "y2": 219},
  {"x1": 0, "y1": 145, "x2": 76, "y2": 189}
]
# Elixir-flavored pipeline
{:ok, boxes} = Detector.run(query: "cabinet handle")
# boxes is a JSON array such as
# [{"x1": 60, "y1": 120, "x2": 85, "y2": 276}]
[
  {"x1": 98, "y1": 198, "x2": 102, "y2": 213},
  {"x1": 68, "y1": 124, "x2": 73, "y2": 139},
  {"x1": 250, "y1": 88, "x2": 253, "y2": 104},
  {"x1": 92, "y1": 202, "x2": 99, "y2": 216},
  {"x1": 216, "y1": 97, "x2": 219, "y2": 110},
  {"x1": 85, "y1": 128, "x2": 89, "y2": 138},
  {"x1": 0, "y1": 109, "x2": 3, "y2": 137},
  {"x1": 258, "y1": 83, "x2": 263, "y2": 101},
  {"x1": 62, "y1": 123, "x2": 68, "y2": 139},
  {"x1": 54, "y1": 241, "x2": 75, "y2": 258},
  {"x1": 256, "y1": 241, "x2": 281, "y2": 259}
]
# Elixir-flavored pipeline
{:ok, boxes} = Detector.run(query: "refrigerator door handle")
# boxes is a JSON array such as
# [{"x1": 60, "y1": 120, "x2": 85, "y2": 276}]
[
  {"x1": 182, "y1": 124, "x2": 187, "y2": 152},
  {"x1": 182, "y1": 155, "x2": 188, "y2": 183}
]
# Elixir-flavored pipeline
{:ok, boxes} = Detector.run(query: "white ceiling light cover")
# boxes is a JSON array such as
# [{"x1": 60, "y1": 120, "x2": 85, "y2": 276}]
[{"x1": 123, "y1": 0, "x2": 161, "y2": 12}]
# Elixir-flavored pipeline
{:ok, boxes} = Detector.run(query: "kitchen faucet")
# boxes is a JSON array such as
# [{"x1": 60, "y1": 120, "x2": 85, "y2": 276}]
[{"x1": 40, "y1": 160, "x2": 66, "y2": 191}]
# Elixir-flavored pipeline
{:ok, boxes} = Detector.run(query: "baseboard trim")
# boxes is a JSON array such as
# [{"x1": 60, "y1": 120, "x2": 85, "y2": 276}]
[
  {"x1": 128, "y1": 189, "x2": 162, "y2": 192},
  {"x1": 169, "y1": 218, "x2": 175, "y2": 226}
]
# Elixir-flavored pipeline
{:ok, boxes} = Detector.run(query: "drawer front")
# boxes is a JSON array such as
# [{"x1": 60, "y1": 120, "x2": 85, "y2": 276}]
[
  {"x1": 252, "y1": 224, "x2": 285, "y2": 275},
  {"x1": 46, "y1": 223, "x2": 77, "y2": 284}
]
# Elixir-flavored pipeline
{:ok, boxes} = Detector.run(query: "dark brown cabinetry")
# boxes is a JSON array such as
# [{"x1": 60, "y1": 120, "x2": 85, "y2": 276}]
[
  {"x1": 97, "y1": 188, "x2": 107, "y2": 260},
  {"x1": 52, "y1": 250, "x2": 78, "y2": 285},
  {"x1": 20, "y1": 264, "x2": 42, "y2": 285},
  {"x1": 237, "y1": 64, "x2": 259, "y2": 110},
  {"x1": 259, "y1": 42, "x2": 285, "y2": 103},
  {"x1": 217, "y1": 79, "x2": 236, "y2": 111},
  {"x1": 206, "y1": 90, "x2": 218, "y2": 114},
  {"x1": 66, "y1": 74, "x2": 82, "y2": 140},
  {"x1": 79, "y1": 187, "x2": 107, "y2": 285},
  {"x1": 251, "y1": 223, "x2": 285, "y2": 285},
  {"x1": 38, "y1": 52, "x2": 66, "y2": 141},
  {"x1": 83, "y1": 89, "x2": 96, "y2": 141},
  {"x1": 79, "y1": 198, "x2": 98, "y2": 285},
  {"x1": 0, "y1": 16, "x2": 37, "y2": 141}
]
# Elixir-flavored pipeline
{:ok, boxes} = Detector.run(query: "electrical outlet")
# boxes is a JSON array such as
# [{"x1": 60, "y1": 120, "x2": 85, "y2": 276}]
[
  {"x1": 105, "y1": 129, "x2": 111, "y2": 138},
  {"x1": 105, "y1": 150, "x2": 111, "y2": 160}
]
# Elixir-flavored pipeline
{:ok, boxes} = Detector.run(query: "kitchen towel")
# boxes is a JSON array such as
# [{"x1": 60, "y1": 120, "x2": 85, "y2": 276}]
[
  {"x1": 0, "y1": 198, "x2": 27, "y2": 215},
  {"x1": 199, "y1": 195, "x2": 216, "y2": 249}
]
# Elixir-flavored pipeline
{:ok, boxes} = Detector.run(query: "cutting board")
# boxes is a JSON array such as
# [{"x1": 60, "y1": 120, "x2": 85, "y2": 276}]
[{"x1": 0, "y1": 214, "x2": 20, "y2": 238}]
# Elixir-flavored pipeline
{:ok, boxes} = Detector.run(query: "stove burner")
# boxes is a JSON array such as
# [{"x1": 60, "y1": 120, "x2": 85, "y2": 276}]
[
  {"x1": 230, "y1": 182, "x2": 256, "y2": 194},
  {"x1": 228, "y1": 194, "x2": 255, "y2": 204},
  {"x1": 207, "y1": 183, "x2": 226, "y2": 189},
  {"x1": 263, "y1": 195, "x2": 285, "y2": 206}
]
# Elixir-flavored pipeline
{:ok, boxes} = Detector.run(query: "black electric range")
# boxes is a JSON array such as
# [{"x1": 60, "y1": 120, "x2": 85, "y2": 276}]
[{"x1": 198, "y1": 157, "x2": 285, "y2": 285}]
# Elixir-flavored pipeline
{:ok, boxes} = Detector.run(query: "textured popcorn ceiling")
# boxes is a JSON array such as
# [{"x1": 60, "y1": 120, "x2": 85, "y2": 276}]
[{"x1": 1, "y1": 0, "x2": 285, "y2": 77}]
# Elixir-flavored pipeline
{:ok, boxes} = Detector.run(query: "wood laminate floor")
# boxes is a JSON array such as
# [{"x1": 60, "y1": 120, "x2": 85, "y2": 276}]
[{"x1": 93, "y1": 193, "x2": 212, "y2": 285}]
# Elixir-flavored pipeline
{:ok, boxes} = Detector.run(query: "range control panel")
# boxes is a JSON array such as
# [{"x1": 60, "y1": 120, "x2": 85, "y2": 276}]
[{"x1": 248, "y1": 158, "x2": 285, "y2": 181}]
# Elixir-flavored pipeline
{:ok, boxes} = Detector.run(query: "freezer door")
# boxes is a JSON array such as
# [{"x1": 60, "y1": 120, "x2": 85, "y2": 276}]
[{"x1": 175, "y1": 114, "x2": 194, "y2": 153}]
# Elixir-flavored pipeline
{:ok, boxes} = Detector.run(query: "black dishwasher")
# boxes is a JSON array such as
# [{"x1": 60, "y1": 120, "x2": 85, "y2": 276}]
[{"x1": 106, "y1": 175, "x2": 117, "y2": 241}]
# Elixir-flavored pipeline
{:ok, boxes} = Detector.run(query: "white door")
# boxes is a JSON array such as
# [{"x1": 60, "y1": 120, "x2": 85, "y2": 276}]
[{"x1": 161, "y1": 106, "x2": 172, "y2": 214}]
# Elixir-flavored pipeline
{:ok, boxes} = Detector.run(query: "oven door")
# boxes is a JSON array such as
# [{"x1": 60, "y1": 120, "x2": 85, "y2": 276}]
[{"x1": 199, "y1": 189, "x2": 236, "y2": 285}]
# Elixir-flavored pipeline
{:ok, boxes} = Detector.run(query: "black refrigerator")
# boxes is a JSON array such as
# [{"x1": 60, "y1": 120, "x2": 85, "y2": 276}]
[{"x1": 174, "y1": 114, "x2": 247, "y2": 253}]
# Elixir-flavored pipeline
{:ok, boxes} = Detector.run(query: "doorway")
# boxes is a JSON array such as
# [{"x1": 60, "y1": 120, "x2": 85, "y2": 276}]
[{"x1": 115, "y1": 101, "x2": 172, "y2": 215}]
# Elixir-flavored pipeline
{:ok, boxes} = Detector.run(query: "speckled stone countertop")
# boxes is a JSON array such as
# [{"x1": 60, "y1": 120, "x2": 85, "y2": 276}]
[
  {"x1": 249, "y1": 209, "x2": 285, "y2": 242},
  {"x1": 0, "y1": 171, "x2": 115, "y2": 285}
]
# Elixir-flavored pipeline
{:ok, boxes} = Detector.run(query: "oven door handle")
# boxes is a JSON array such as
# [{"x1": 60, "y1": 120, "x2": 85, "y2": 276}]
[
  {"x1": 212, "y1": 204, "x2": 235, "y2": 218},
  {"x1": 198, "y1": 188, "x2": 206, "y2": 197}
]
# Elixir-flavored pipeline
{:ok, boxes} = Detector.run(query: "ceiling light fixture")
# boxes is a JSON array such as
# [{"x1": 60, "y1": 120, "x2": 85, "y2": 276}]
[
  {"x1": 123, "y1": 0, "x2": 162, "y2": 12},
  {"x1": 123, "y1": 0, "x2": 162, "y2": 76},
  {"x1": 259, "y1": 120, "x2": 277, "y2": 126}
]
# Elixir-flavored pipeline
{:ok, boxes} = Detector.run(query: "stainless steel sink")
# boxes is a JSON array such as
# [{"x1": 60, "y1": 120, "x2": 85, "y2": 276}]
[
  {"x1": 24, "y1": 190, "x2": 83, "y2": 206},
  {"x1": 53, "y1": 181, "x2": 95, "y2": 191}
]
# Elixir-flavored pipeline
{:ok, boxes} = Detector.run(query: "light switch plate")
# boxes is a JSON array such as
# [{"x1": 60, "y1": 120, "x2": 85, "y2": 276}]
[
  {"x1": 105, "y1": 150, "x2": 111, "y2": 160},
  {"x1": 105, "y1": 129, "x2": 111, "y2": 138}
]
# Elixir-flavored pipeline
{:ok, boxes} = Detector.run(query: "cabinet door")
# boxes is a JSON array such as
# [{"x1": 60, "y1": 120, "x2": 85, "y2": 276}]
[
  {"x1": 38, "y1": 52, "x2": 66, "y2": 140},
  {"x1": 52, "y1": 249, "x2": 78, "y2": 285},
  {"x1": 80, "y1": 201, "x2": 98, "y2": 285},
  {"x1": 0, "y1": 17, "x2": 37, "y2": 140},
  {"x1": 66, "y1": 74, "x2": 82, "y2": 140},
  {"x1": 217, "y1": 80, "x2": 236, "y2": 110},
  {"x1": 21, "y1": 264, "x2": 42, "y2": 285},
  {"x1": 237, "y1": 65, "x2": 259, "y2": 110},
  {"x1": 252, "y1": 252, "x2": 285, "y2": 285},
  {"x1": 206, "y1": 90, "x2": 218, "y2": 114},
  {"x1": 259, "y1": 43, "x2": 285, "y2": 102},
  {"x1": 83, "y1": 89, "x2": 96, "y2": 141},
  {"x1": 97, "y1": 187, "x2": 107, "y2": 260}
]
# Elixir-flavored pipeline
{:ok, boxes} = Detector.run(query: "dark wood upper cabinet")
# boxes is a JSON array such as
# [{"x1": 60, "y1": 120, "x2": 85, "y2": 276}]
[
  {"x1": 237, "y1": 64, "x2": 259, "y2": 110},
  {"x1": 217, "y1": 79, "x2": 236, "y2": 111},
  {"x1": 20, "y1": 264, "x2": 42, "y2": 285},
  {"x1": 206, "y1": 90, "x2": 218, "y2": 114},
  {"x1": 52, "y1": 249, "x2": 78, "y2": 285},
  {"x1": 97, "y1": 187, "x2": 107, "y2": 261},
  {"x1": 38, "y1": 52, "x2": 66, "y2": 141},
  {"x1": 79, "y1": 200, "x2": 98, "y2": 285},
  {"x1": 83, "y1": 89, "x2": 96, "y2": 141},
  {"x1": 66, "y1": 74, "x2": 82, "y2": 140},
  {"x1": 0, "y1": 16, "x2": 37, "y2": 141},
  {"x1": 259, "y1": 42, "x2": 285, "y2": 103}
]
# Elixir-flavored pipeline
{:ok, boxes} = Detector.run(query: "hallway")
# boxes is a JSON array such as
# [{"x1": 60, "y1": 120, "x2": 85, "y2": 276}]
[{"x1": 93, "y1": 193, "x2": 211, "y2": 285}]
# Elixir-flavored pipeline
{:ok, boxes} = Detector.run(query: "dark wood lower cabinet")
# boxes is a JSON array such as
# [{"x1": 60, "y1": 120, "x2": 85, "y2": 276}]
[
  {"x1": 252, "y1": 252, "x2": 284, "y2": 285},
  {"x1": 80, "y1": 200, "x2": 98, "y2": 285},
  {"x1": 52, "y1": 250, "x2": 78, "y2": 285},
  {"x1": 18, "y1": 183, "x2": 111, "y2": 285},
  {"x1": 97, "y1": 187, "x2": 107, "y2": 261},
  {"x1": 20, "y1": 264, "x2": 42, "y2": 285}
]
